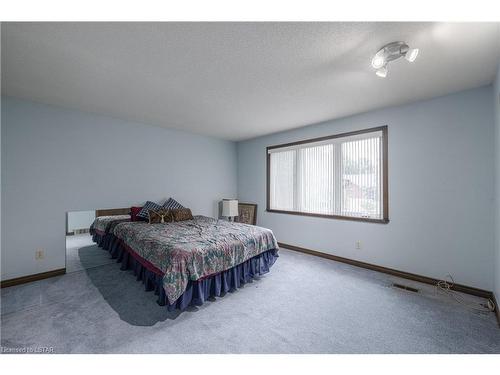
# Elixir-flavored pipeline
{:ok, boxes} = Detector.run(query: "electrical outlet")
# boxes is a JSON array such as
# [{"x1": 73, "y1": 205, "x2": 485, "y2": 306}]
[
  {"x1": 35, "y1": 249, "x2": 45, "y2": 260},
  {"x1": 355, "y1": 241, "x2": 362, "y2": 250}
]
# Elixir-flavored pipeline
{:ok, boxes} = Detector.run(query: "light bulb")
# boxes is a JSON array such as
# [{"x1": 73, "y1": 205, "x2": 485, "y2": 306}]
[
  {"x1": 375, "y1": 66, "x2": 387, "y2": 78},
  {"x1": 371, "y1": 54, "x2": 385, "y2": 69},
  {"x1": 405, "y1": 48, "x2": 419, "y2": 62}
]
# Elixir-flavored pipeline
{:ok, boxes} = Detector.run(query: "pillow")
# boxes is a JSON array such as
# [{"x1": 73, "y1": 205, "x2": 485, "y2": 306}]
[
  {"x1": 171, "y1": 208, "x2": 193, "y2": 222},
  {"x1": 136, "y1": 201, "x2": 163, "y2": 220},
  {"x1": 130, "y1": 206, "x2": 143, "y2": 222},
  {"x1": 163, "y1": 197, "x2": 184, "y2": 210},
  {"x1": 148, "y1": 209, "x2": 173, "y2": 224}
]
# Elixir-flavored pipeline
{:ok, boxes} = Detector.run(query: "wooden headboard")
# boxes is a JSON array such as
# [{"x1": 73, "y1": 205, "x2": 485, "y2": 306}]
[{"x1": 95, "y1": 208, "x2": 130, "y2": 217}]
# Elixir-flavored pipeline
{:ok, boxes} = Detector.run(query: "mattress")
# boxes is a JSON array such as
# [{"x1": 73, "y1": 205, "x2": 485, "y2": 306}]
[
  {"x1": 90, "y1": 214, "x2": 131, "y2": 235},
  {"x1": 112, "y1": 215, "x2": 279, "y2": 303}
]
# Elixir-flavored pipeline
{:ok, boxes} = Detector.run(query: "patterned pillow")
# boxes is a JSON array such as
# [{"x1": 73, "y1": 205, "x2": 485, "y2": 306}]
[
  {"x1": 136, "y1": 201, "x2": 163, "y2": 220},
  {"x1": 171, "y1": 208, "x2": 193, "y2": 222},
  {"x1": 163, "y1": 197, "x2": 184, "y2": 210},
  {"x1": 148, "y1": 209, "x2": 173, "y2": 224},
  {"x1": 130, "y1": 206, "x2": 143, "y2": 222}
]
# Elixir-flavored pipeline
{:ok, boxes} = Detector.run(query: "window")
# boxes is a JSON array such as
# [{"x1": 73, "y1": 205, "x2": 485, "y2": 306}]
[{"x1": 266, "y1": 126, "x2": 388, "y2": 223}]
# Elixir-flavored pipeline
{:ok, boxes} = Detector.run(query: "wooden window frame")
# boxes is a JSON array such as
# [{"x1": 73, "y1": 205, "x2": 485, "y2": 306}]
[{"x1": 266, "y1": 125, "x2": 389, "y2": 224}]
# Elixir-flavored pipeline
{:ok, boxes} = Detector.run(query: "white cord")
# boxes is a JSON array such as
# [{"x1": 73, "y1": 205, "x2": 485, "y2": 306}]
[{"x1": 436, "y1": 274, "x2": 495, "y2": 313}]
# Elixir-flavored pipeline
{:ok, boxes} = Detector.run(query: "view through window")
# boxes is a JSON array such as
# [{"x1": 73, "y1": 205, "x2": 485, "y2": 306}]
[{"x1": 267, "y1": 126, "x2": 388, "y2": 223}]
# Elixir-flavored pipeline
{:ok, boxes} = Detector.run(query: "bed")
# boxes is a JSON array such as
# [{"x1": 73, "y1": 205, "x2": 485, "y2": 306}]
[
  {"x1": 107, "y1": 215, "x2": 279, "y2": 310},
  {"x1": 89, "y1": 208, "x2": 131, "y2": 250}
]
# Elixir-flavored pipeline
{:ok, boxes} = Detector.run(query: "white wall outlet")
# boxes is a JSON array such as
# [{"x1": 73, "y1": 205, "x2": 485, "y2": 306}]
[
  {"x1": 35, "y1": 249, "x2": 45, "y2": 260},
  {"x1": 355, "y1": 241, "x2": 362, "y2": 250}
]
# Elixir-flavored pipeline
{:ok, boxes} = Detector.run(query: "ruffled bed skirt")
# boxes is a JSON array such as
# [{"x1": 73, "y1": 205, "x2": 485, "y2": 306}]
[
  {"x1": 91, "y1": 231, "x2": 114, "y2": 251},
  {"x1": 104, "y1": 235, "x2": 279, "y2": 311}
]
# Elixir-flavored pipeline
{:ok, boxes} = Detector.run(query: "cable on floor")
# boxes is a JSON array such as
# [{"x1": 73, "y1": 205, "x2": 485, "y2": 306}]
[{"x1": 435, "y1": 274, "x2": 495, "y2": 314}]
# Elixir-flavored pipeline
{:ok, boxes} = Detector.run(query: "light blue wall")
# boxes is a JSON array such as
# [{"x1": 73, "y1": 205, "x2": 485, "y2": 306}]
[
  {"x1": 494, "y1": 64, "x2": 500, "y2": 300},
  {"x1": 2, "y1": 86, "x2": 497, "y2": 290},
  {"x1": 238, "y1": 86, "x2": 495, "y2": 290},
  {"x1": 1, "y1": 97, "x2": 237, "y2": 280}
]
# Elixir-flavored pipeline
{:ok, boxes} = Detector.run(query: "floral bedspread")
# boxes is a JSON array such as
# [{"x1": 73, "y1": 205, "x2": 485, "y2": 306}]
[
  {"x1": 112, "y1": 216, "x2": 278, "y2": 303},
  {"x1": 92, "y1": 215, "x2": 131, "y2": 234}
]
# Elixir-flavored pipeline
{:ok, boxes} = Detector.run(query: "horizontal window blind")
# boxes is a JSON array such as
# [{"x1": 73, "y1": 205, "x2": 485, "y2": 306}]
[{"x1": 268, "y1": 128, "x2": 387, "y2": 221}]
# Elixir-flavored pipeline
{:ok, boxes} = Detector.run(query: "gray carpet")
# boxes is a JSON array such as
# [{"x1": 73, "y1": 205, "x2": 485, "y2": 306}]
[
  {"x1": 1, "y1": 249, "x2": 499, "y2": 353},
  {"x1": 65, "y1": 234, "x2": 115, "y2": 273}
]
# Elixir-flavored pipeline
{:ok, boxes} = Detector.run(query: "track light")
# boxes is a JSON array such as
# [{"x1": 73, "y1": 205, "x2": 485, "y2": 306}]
[
  {"x1": 371, "y1": 53, "x2": 386, "y2": 70},
  {"x1": 405, "y1": 48, "x2": 419, "y2": 62},
  {"x1": 375, "y1": 66, "x2": 388, "y2": 78},
  {"x1": 371, "y1": 41, "x2": 419, "y2": 78}
]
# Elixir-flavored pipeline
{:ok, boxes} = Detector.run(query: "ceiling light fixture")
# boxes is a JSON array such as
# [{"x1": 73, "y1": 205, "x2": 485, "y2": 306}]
[
  {"x1": 371, "y1": 41, "x2": 419, "y2": 78},
  {"x1": 375, "y1": 66, "x2": 388, "y2": 78},
  {"x1": 405, "y1": 48, "x2": 419, "y2": 62}
]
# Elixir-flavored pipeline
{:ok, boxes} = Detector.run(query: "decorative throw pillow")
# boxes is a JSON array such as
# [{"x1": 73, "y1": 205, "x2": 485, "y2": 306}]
[
  {"x1": 163, "y1": 197, "x2": 184, "y2": 210},
  {"x1": 171, "y1": 208, "x2": 193, "y2": 222},
  {"x1": 130, "y1": 206, "x2": 143, "y2": 222},
  {"x1": 148, "y1": 209, "x2": 173, "y2": 224},
  {"x1": 136, "y1": 201, "x2": 163, "y2": 220}
]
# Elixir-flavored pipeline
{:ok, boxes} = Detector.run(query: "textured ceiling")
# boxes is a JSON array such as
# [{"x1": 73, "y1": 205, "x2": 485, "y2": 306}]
[{"x1": 2, "y1": 22, "x2": 499, "y2": 141}]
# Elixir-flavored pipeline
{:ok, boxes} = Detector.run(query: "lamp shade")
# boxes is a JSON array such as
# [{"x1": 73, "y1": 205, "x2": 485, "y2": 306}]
[{"x1": 222, "y1": 199, "x2": 238, "y2": 217}]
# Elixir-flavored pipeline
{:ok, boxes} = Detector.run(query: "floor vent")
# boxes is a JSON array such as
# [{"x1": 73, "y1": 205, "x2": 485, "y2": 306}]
[{"x1": 392, "y1": 283, "x2": 419, "y2": 293}]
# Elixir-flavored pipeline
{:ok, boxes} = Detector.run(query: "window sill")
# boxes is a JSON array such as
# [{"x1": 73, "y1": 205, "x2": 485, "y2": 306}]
[{"x1": 266, "y1": 208, "x2": 390, "y2": 224}]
